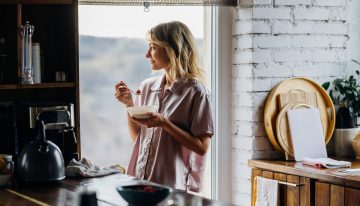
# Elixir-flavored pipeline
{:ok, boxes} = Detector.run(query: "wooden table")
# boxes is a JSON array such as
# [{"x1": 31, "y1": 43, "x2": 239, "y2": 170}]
[{"x1": 0, "y1": 174, "x2": 232, "y2": 206}]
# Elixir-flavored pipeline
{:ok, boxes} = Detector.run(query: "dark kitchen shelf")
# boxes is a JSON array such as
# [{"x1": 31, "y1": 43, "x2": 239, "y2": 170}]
[{"x1": 0, "y1": 82, "x2": 76, "y2": 90}]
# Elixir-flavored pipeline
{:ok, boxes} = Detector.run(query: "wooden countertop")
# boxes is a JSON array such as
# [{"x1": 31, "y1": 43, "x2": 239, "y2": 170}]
[
  {"x1": 248, "y1": 159, "x2": 360, "y2": 188},
  {"x1": 0, "y1": 174, "x2": 233, "y2": 206}
]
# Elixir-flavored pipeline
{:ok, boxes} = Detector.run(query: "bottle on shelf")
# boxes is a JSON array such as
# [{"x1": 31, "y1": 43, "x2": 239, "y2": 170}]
[{"x1": 21, "y1": 21, "x2": 34, "y2": 84}]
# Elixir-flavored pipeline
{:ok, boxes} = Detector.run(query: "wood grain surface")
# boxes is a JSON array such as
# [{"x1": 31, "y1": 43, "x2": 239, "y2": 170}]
[
  {"x1": 249, "y1": 159, "x2": 360, "y2": 206},
  {"x1": 0, "y1": 174, "x2": 234, "y2": 206}
]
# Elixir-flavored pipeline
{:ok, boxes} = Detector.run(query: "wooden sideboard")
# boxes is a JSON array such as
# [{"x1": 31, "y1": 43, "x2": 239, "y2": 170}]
[{"x1": 248, "y1": 159, "x2": 360, "y2": 206}]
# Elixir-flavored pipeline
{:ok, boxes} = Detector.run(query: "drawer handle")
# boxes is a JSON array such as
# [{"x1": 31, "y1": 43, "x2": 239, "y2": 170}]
[{"x1": 278, "y1": 181, "x2": 304, "y2": 187}]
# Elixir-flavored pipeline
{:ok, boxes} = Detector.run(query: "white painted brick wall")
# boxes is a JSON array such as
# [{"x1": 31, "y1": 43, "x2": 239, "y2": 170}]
[
  {"x1": 233, "y1": 136, "x2": 271, "y2": 150},
  {"x1": 252, "y1": 21, "x2": 271, "y2": 33},
  {"x1": 252, "y1": 49, "x2": 271, "y2": 63},
  {"x1": 237, "y1": 8, "x2": 253, "y2": 20},
  {"x1": 233, "y1": 122, "x2": 266, "y2": 137},
  {"x1": 235, "y1": 20, "x2": 271, "y2": 34},
  {"x1": 234, "y1": 21, "x2": 253, "y2": 34},
  {"x1": 313, "y1": 0, "x2": 346, "y2": 7},
  {"x1": 233, "y1": 107, "x2": 264, "y2": 122},
  {"x1": 233, "y1": 64, "x2": 254, "y2": 78},
  {"x1": 231, "y1": 0, "x2": 356, "y2": 205},
  {"x1": 237, "y1": 35, "x2": 253, "y2": 49},
  {"x1": 290, "y1": 35, "x2": 330, "y2": 48},
  {"x1": 275, "y1": 0, "x2": 311, "y2": 6},
  {"x1": 253, "y1": 35, "x2": 291, "y2": 48},
  {"x1": 253, "y1": 64, "x2": 293, "y2": 77},
  {"x1": 312, "y1": 22, "x2": 347, "y2": 34},
  {"x1": 273, "y1": 21, "x2": 312, "y2": 34},
  {"x1": 294, "y1": 8, "x2": 331, "y2": 20},
  {"x1": 330, "y1": 36, "x2": 348, "y2": 47},
  {"x1": 273, "y1": 50, "x2": 312, "y2": 62},
  {"x1": 240, "y1": 0, "x2": 272, "y2": 6},
  {"x1": 253, "y1": 8, "x2": 291, "y2": 20}
]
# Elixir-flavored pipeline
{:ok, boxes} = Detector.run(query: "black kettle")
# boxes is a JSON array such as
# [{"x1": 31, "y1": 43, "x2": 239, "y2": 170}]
[{"x1": 17, "y1": 120, "x2": 65, "y2": 183}]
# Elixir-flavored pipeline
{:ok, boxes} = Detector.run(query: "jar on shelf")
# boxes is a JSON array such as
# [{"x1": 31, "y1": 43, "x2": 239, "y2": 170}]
[
  {"x1": 352, "y1": 131, "x2": 360, "y2": 160},
  {"x1": 32, "y1": 42, "x2": 41, "y2": 83},
  {"x1": 21, "y1": 21, "x2": 34, "y2": 84}
]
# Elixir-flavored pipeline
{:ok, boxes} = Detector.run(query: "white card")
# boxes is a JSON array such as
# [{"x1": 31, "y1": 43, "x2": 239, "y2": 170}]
[{"x1": 287, "y1": 108, "x2": 327, "y2": 161}]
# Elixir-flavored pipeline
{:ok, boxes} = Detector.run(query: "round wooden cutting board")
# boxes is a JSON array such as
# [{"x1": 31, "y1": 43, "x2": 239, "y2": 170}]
[{"x1": 264, "y1": 77, "x2": 335, "y2": 153}]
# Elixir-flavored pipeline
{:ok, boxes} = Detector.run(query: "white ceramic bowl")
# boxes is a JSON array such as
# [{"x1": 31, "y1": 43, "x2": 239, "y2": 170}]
[
  {"x1": 0, "y1": 154, "x2": 13, "y2": 187},
  {"x1": 0, "y1": 174, "x2": 11, "y2": 187},
  {"x1": 127, "y1": 105, "x2": 158, "y2": 119}
]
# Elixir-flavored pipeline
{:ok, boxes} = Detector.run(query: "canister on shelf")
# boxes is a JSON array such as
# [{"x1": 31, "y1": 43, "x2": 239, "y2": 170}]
[
  {"x1": 32, "y1": 43, "x2": 41, "y2": 83},
  {"x1": 55, "y1": 71, "x2": 66, "y2": 82},
  {"x1": 21, "y1": 21, "x2": 34, "y2": 84}
]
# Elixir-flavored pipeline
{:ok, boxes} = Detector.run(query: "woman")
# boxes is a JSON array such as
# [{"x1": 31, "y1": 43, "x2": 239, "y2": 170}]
[{"x1": 114, "y1": 21, "x2": 213, "y2": 192}]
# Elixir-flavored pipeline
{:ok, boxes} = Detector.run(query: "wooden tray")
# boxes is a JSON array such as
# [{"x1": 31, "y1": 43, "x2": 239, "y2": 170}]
[
  {"x1": 264, "y1": 77, "x2": 335, "y2": 152},
  {"x1": 277, "y1": 90, "x2": 319, "y2": 160}
]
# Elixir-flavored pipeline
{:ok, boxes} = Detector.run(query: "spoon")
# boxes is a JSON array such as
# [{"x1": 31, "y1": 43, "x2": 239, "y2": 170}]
[{"x1": 118, "y1": 85, "x2": 141, "y2": 95}]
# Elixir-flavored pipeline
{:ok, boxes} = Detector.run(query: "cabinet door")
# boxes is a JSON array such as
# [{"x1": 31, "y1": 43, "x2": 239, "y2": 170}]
[
  {"x1": 315, "y1": 181, "x2": 344, "y2": 206},
  {"x1": 345, "y1": 187, "x2": 360, "y2": 206},
  {"x1": 286, "y1": 175, "x2": 311, "y2": 206},
  {"x1": 251, "y1": 169, "x2": 311, "y2": 206}
]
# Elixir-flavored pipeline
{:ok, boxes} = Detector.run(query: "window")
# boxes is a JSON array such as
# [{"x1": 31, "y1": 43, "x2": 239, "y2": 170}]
[{"x1": 79, "y1": 5, "x2": 213, "y2": 198}]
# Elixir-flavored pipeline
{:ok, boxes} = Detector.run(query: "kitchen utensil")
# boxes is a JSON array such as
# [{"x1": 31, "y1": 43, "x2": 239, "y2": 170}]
[
  {"x1": 277, "y1": 90, "x2": 318, "y2": 110},
  {"x1": 127, "y1": 105, "x2": 158, "y2": 119},
  {"x1": 264, "y1": 77, "x2": 335, "y2": 152},
  {"x1": 28, "y1": 104, "x2": 77, "y2": 165},
  {"x1": 21, "y1": 21, "x2": 34, "y2": 84},
  {"x1": 32, "y1": 42, "x2": 41, "y2": 83},
  {"x1": 116, "y1": 184, "x2": 170, "y2": 206},
  {"x1": 79, "y1": 188, "x2": 98, "y2": 206},
  {"x1": 0, "y1": 154, "x2": 14, "y2": 187},
  {"x1": 276, "y1": 103, "x2": 314, "y2": 160},
  {"x1": 287, "y1": 107, "x2": 327, "y2": 161},
  {"x1": 17, "y1": 120, "x2": 65, "y2": 183},
  {"x1": 276, "y1": 90, "x2": 319, "y2": 160},
  {"x1": 117, "y1": 85, "x2": 141, "y2": 96}
]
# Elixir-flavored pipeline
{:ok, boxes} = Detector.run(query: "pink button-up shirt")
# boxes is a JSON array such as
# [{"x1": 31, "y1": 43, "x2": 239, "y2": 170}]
[{"x1": 126, "y1": 74, "x2": 214, "y2": 192}]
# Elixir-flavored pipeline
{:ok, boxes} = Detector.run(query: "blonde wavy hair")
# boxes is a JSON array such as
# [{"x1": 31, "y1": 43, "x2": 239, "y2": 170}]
[{"x1": 147, "y1": 21, "x2": 205, "y2": 83}]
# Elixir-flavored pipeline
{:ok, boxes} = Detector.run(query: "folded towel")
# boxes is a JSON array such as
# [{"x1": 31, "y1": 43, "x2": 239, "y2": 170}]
[
  {"x1": 253, "y1": 176, "x2": 279, "y2": 206},
  {"x1": 65, "y1": 158, "x2": 125, "y2": 178},
  {"x1": 302, "y1": 157, "x2": 351, "y2": 169}
]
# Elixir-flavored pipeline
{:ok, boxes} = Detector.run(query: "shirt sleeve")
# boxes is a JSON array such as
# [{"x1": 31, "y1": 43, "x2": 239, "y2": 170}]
[{"x1": 189, "y1": 89, "x2": 214, "y2": 137}]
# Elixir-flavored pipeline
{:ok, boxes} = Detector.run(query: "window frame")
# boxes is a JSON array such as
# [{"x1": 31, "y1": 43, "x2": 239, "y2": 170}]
[
  {"x1": 78, "y1": 4, "x2": 234, "y2": 202},
  {"x1": 211, "y1": 6, "x2": 233, "y2": 202}
]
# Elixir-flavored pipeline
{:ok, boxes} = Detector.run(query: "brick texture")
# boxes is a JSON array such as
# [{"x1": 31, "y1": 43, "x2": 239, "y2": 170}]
[{"x1": 231, "y1": 0, "x2": 356, "y2": 205}]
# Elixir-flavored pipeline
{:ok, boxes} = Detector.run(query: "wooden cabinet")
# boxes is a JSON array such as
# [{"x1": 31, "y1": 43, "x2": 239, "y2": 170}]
[
  {"x1": 0, "y1": 0, "x2": 80, "y2": 164},
  {"x1": 252, "y1": 169, "x2": 311, "y2": 206},
  {"x1": 249, "y1": 160, "x2": 360, "y2": 206},
  {"x1": 314, "y1": 182, "x2": 360, "y2": 206}
]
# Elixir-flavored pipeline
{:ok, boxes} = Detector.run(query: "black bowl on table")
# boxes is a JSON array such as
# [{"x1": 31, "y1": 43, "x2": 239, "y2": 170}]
[{"x1": 116, "y1": 184, "x2": 170, "y2": 206}]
